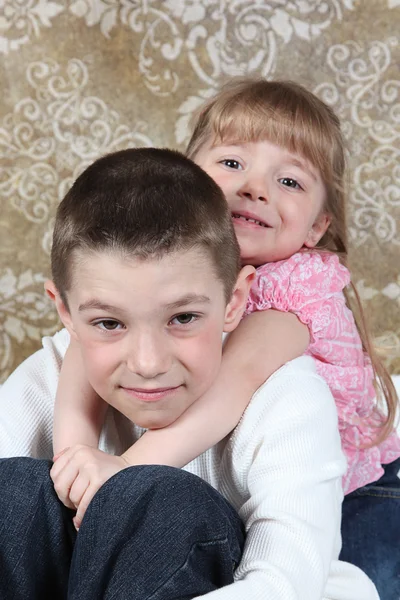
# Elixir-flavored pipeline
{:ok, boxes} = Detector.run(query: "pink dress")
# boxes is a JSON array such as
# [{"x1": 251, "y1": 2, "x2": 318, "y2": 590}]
[{"x1": 245, "y1": 251, "x2": 400, "y2": 494}]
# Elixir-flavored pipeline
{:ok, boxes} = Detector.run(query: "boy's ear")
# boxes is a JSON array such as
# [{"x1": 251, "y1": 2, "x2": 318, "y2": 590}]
[
  {"x1": 223, "y1": 266, "x2": 255, "y2": 333},
  {"x1": 304, "y1": 212, "x2": 331, "y2": 248},
  {"x1": 44, "y1": 280, "x2": 78, "y2": 340}
]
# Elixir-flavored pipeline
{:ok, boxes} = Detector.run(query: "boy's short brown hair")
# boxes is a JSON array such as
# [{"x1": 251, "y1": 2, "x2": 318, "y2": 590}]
[{"x1": 51, "y1": 148, "x2": 240, "y2": 308}]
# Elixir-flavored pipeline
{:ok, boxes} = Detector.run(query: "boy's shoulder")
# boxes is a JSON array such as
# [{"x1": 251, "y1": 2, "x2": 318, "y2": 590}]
[
  {"x1": 220, "y1": 355, "x2": 346, "y2": 514},
  {"x1": 249, "y1": 355, "x2": 331, "y2": 409},
  {"x1": 0, "y1": 328, "x2": 69, "y2": 414},
  {"x1": 233, "y1": 356, "x2": 339, "y2": 444},
  {"x1": 42, "y1": 328, "x2": 70, "y2": 360},
  {"x1": 0, "y1": 329, "x2": 70, "y2": 457},
  {"x1": 2, "y1": 328, "x2": 69, "y2": 394},
  {"x1": 22, "y1": 328, "x2": 69, "y2": 384}
]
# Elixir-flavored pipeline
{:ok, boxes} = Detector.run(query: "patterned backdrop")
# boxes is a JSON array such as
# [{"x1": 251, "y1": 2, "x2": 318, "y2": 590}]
[{"x1": 0, "y1": 0, "x2": 399, "y2": 382}]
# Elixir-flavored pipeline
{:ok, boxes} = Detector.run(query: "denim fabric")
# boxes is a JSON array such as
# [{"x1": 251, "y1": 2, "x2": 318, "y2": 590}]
[
  {"x1": 0, "y1": 459, "x2": 244, "y2": 600},
  {"x1": 0, "y1": 457, "x2": 75, "y2": 599},
  {"x1": 340, "y1": 458, "x2": 400, "y2": 600}
]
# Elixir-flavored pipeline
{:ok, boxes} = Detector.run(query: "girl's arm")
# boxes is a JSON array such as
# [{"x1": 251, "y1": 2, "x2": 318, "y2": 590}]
[
  {"x1": 122, "y1": 310, "x2": 310, "y2": 467},
  {"x1": 53, "y1": 338, "x2": 107, "y2": 456}
]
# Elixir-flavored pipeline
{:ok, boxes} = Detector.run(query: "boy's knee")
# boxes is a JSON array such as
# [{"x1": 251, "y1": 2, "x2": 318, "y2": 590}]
[
  {"x1": 96, "y1": 465, "x2": 205, "y2": 504},
  {"x1": 91, "y1": 465, "x2": 237, "y2": 534},
  {"x1": 89, "y1": 465, "x2": 221, "y2": 519}
]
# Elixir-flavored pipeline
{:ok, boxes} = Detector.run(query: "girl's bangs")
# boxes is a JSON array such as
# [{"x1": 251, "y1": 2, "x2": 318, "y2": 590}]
[{"x1": 209, "y1": 99, "x2": 332, "y2": 180}]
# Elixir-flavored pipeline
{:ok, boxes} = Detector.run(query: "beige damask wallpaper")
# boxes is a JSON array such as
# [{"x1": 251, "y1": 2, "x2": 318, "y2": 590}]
[{"x1": 0, "y1": 0, "x2": 399, "y2": 381}]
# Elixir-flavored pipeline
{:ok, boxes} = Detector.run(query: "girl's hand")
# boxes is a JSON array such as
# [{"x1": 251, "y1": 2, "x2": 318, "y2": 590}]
[{"x1": 50, "y1": 445, "x2": 130, "y2": 529}]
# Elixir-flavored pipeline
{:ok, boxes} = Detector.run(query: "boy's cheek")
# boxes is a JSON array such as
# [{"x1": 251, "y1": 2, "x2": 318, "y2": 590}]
[
  {"x1": 78, "y1": 342, "x2": 118, "y2": 387},
  {"x1": 185, "y1": 325, "x2": 223, "y2": 389},
  {"x1": 72, "y1": 325, "x2": 116, "y2": 355}
]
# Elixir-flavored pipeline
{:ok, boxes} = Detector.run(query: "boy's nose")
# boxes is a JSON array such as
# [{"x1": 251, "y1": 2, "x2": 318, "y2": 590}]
[{"x1": 125, "y1": 331, "x2": 171, "y2": 379}]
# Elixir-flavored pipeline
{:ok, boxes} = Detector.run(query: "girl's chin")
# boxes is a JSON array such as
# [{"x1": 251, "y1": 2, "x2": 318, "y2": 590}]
[{"x1": 240, "y1": 252, "x2": 269, "y2": 267}]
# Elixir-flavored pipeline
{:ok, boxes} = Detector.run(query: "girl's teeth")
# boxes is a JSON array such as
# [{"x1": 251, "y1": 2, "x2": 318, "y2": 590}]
[{"x1": 233, "y1": 214, "x2": 267, "y2": 228}]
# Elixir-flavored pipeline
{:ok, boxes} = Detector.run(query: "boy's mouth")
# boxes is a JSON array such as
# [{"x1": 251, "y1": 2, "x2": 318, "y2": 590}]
[
  {"x1": 121, "y1": 385, "x2": 182, "y2": 402},
  {"x1": 231, "y1": 212, "x2": 270, "y2": 228}
]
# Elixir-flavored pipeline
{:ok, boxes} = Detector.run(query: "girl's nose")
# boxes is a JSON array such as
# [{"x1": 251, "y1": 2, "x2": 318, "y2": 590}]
[
  {"x1": 238, "y1": 177, "x2": 268, "y2": 203},
  {"x1": 239, "y1": 190, "x2": 267, "y2": 202}
]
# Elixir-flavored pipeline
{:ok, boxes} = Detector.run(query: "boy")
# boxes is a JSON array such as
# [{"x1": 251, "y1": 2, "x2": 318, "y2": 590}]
[{"x1": 0, "y1": 148, "x2": 378, "y2": 599}]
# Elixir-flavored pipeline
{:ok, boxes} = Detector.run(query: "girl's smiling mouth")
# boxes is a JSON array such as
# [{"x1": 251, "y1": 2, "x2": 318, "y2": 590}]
[{"x1": 231, "y1": 211, "x2": 270, "y2": 228}]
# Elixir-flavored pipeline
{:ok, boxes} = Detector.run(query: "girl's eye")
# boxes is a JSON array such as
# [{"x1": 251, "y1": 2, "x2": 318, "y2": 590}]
[
  {"x1": 220, "y1": 159, "x2": 242, "y2": 170},
  {"x1": 279, "y1": 177, "x2": 302, "y2": 190},
  {"x1": 170, "y1": 313, "x2": 197, "y2": 326},
  {"x1": 95, "y1": 320, "x2": 123, "y2": 331}
]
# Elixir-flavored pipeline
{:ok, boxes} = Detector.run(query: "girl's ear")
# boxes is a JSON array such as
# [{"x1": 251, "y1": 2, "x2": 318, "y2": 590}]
[
  {"x1": 44, "y1": 280, "x2": 78, "y2": 340},
  {"x1": 223, "y1": 266, "x2": 255, "y2": 333},
  {"x1": 304, "y1": 213, "x2": 331, "y2": 248}
]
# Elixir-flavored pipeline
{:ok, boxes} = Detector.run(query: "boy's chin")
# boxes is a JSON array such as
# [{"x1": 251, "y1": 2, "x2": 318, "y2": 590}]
[{"x1": 136, "y1": 412, "x2": 182, "y2": 430}]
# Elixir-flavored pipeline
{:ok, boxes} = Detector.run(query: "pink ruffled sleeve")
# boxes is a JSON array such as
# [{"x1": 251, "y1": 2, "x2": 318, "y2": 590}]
[{"x1": 244, "y1": 252, "x2": 351, "y2": 345}]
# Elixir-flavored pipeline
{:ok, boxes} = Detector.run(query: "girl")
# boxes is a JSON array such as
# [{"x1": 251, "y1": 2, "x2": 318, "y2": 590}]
[{"x1": 52, "y1": 79, "x2": 400, "y2": 596}]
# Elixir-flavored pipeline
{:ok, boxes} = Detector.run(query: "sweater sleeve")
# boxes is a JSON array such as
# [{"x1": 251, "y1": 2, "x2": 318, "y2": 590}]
[
  {"x1": 194, "y1": 358, "x2": 378, "y2": 600},
  {"x1": 245, "y1": 252, "x2": 351, "y2": 346},
  {"x1": 0, "y1": 329, "x2": 70, "y2": 459}
]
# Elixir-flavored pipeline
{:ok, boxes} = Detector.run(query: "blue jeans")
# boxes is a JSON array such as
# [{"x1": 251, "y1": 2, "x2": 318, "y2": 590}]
[
  {"x1": 340, "y1": 457, "x2": 400, "y2": 600},
  {"x1": 0, "y1": 458, "x2": 244, "y2": 599}
]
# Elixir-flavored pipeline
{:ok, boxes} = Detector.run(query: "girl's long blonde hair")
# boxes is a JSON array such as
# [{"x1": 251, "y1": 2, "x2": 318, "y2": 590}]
[{"x1": 187, "y1": 77, "x2": 398, "y2": 445}]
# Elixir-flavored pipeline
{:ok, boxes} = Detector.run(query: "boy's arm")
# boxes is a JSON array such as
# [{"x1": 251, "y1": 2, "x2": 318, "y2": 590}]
[
  {"x1": 192, "y1": 361, "x2": 378, "y2": 600},
  {"x1": 53, "y1": 338, "x2": 106, "y2": 456},
  {"x1": 122, "y1": 310, "x2": 309, "y2": 467}
]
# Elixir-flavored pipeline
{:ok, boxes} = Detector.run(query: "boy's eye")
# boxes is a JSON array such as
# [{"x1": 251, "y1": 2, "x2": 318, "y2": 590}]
[
  {"x1": 220, "y1": 159, "x2": 242, "y2": 170},
  {"x1": 279, "y1": 177, "x2": 302, "y2": 190},
  {"x1": 170, "y1": 313, "x2": 197, "y2": 326},
  {"x1": 95, "y1": 319, "x2": 123, "y2": 331}
]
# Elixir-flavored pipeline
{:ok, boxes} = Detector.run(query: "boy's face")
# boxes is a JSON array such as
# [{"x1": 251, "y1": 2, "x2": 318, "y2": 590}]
[
  {"x1": 195, "y1": 140, "x2": 330, "y2": 266},
  {"x1": 53, "y1": 248, "x2": 251, "y2": 429}
]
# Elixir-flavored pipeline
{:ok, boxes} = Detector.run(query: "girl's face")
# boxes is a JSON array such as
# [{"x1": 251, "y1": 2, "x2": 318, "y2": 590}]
[{"x1": 195, "y1": 140, "x2": 330, "y2": 266}]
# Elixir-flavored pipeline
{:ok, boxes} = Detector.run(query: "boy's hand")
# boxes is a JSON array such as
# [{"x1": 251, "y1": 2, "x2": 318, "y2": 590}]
[{"x1": 50, "y1": 445, "x2": 130, "y2": 529}]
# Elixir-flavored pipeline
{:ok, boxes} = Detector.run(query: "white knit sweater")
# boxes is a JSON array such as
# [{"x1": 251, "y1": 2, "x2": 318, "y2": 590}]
[{"x1": 0, "y1": 329, "x2": 378, "y2": 600}]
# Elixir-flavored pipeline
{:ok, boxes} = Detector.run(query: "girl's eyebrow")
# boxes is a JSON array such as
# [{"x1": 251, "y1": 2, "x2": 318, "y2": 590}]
[
  {"x1": 285, "y1": 157, "x2": 317, "y2": 181},
  {"x1": 211, "y1": 141, "x2": 245, "y2": 151}
]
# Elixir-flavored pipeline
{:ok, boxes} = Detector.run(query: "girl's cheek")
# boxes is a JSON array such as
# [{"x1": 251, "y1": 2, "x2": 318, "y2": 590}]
[
  {"x1": 218, "y1": 182, "x2": 236, "y2": 203},
  {"x1": 207, "y1": 168, "x2": 232, "y2": 190}
]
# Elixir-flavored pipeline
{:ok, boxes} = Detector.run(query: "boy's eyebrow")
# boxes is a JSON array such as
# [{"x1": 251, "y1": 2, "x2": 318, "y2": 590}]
[
  {"x1": 164, "y1": 294, "x2": 211, "y2": 311},
  {"x1": 78, "y1": 294, "x2": 211, "y2": 313},
  {"x1": 78, "y1": 300, "x2": 122, "y2": 313}
]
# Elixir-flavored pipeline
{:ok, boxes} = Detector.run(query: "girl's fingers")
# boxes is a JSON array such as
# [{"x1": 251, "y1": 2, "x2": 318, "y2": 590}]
[
  {"x1": 74, "y1": 483, "x2": 98, "y2": 530},
  {"x1": 51, "y1": 458, "x2": 80, "y2": 508},
  {"x1": 50, "y1": 447, "x2": 74, "y2": 480},
  {"x1": 53, "y1": 447, "x2": 70, "y2": 462},
  {"x1": 69, "y1": 473, "x2": 90, "y2": 510},
  {"x1": 73, "y1": 516, "x2": 80, "y2": 532}
]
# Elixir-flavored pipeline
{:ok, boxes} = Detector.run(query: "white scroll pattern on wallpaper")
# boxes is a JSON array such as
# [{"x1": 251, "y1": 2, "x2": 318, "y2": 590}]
[
  {"x1": 1, "y1": 58, "x2": 153, "y2": 229},
  {"x1": 314, "y1": 37, "x2": 399, "y2": 248}
]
